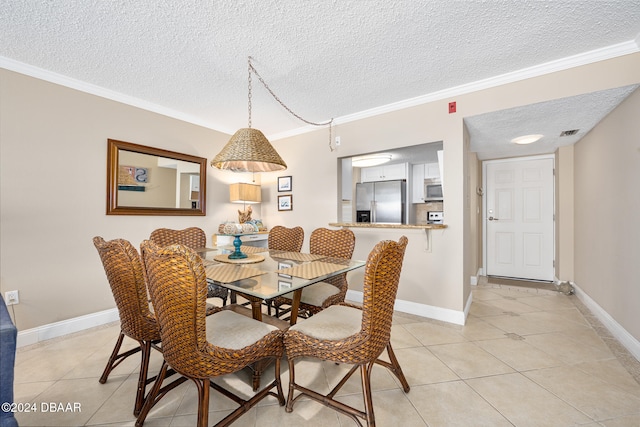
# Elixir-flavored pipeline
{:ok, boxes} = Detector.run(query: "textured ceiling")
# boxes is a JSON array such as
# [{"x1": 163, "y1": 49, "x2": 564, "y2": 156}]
[
  {"x1": 466, "y1": 84, "x2": 639, "y2": 160},
  {"x1": 1, "y1": 0, "x2": 639, "y2": 159}
]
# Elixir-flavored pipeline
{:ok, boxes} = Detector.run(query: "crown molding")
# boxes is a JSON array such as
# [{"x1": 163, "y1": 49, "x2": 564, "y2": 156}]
[
  {"x1": 3, "y1": 38, "x2": 638, "y2": 141},
  {"x1": 270, "y1": 39, "x2": 640, "y2": 140},
  {"x1": 0, "y1": 56, "x2": 235, "y2": 134}
]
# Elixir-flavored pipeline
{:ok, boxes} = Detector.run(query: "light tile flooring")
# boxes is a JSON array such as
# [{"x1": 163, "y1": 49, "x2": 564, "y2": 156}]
[{"x1": 12, "y1": 283, "x2": 640, "y2": 426}]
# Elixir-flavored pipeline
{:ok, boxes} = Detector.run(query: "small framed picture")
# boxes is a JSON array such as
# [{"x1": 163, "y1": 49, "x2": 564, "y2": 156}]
[
  {"x1": 278, "y1": 194, "x2": 292, "y2": 211},
  {"x1": 278, "y1": 176, "x2": 292, "y2": 192}
]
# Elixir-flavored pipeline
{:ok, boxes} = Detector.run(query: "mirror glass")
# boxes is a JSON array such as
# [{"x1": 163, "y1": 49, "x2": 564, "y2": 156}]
[{"x1": 107, "y1": 139, "x2": 207, "y2": 215}]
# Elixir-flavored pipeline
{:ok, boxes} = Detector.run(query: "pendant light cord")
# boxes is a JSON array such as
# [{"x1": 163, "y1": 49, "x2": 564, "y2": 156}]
[{"x1": 247, "y1": 56, "x2": 335, "y2": 151}]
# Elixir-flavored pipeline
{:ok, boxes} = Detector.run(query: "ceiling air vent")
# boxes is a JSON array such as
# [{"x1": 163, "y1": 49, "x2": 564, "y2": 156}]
[{"x1": 560, "y1": 129, "x2": 579, "y2": 137}]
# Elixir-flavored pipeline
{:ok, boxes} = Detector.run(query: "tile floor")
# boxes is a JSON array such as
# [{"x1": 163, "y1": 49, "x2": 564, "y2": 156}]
[{"x1": 12, "y1": 283, "x2": 640, "y2": 426}]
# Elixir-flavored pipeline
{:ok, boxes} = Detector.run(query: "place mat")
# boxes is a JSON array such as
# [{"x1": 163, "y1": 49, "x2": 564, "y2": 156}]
[
  {"x1": 202, "y1": 259, "x2": 219, "y2": 267},
  {"x1": 270, "y1": 251, "x2": 326, "y2": 262},
  {"x1": 276, "y1": 261, "x2": 346, "y2": 280},
  {"x1": 214, "y1": 254, "x2": 265, "y2": 264},
  {"x1": 205, "y1": 264, "x2": 266, "y2": 283},
  {"x1": 221, "y1": 245, "x2": 266, "y2": 254}
]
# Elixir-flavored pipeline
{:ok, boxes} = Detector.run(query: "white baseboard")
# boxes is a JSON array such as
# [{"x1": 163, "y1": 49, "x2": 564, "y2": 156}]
[
  {"x1": 346, "y1": 290, "x2": 470, "y2": 325},
  {"x1": 471, "y1": 268, "x2": 484, "y2": 286},
  {"x1": 573, "y1": 283, "x2": 640, "y2": 362},
  {"x1": 17, "y1": 308, "x2": 119, "y2": 348}
]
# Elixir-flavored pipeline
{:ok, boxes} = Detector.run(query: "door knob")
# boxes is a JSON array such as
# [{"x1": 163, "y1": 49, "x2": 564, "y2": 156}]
[{"x1": 488, "y1": 216, "x2": 499, "y2": 221}]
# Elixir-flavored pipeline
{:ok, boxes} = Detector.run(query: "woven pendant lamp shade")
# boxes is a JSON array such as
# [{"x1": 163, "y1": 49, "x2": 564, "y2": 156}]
[{"x1": 211, "y1": 128, "x2": 287, "y2": 173}]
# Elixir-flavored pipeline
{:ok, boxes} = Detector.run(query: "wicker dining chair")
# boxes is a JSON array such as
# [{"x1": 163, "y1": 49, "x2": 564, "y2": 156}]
[
  {"x1": 92, "y1": 236, "x2": 161, "y2": 417},
  {"x1": 272, "y1": 227, "x2": 355, "y2": 319},
  {"x1": 136, "y1": 240, "x2": 285, "y2": 427},
  {"x1": 268, "y1": 225, "x2": 304, "y2": 252},
  {"x1": 284, "y1": 236, "x2": 409, "y2": 427},
  {"x1": 262, "y1": 225, "x2": 304, "y2": 315},
  {"x1": 149, "y1": 227, "x2": 229, "y2": 305}
]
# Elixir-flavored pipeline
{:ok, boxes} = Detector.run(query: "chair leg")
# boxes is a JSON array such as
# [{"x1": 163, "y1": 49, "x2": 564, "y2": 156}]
[
  {"x1": 285, "y1": 357, "x2": 296, "y2": 412},
  {"x1": 274, "y1": 356, "x2": 285, "y2": 406},
  {"x1": 194, "y1": 378, "x2": 210, "y2": 427},
  {"x1": 133, "y1": 341, "x2": 153, "y2": 416},
  {"x1": 384, "y1": 343, "x2": 410, "y2": 393},
  {"x1": 135, "y1": 361, "x2": 169, "y2": 427},
  {"x1": 99, "y1": 331, "x2": 141, "y2": 384},
  {"x1": 360, "y1": 362, "x2": 376, "y2": 427},
  {"x1": 266, "y1": 299, "x2": 273, "y2": 316}
]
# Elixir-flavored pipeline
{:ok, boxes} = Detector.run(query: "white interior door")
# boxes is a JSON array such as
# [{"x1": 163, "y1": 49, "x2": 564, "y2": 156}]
[{"x1": 484, "y1": 156, "x2": 555, "y2": 281}]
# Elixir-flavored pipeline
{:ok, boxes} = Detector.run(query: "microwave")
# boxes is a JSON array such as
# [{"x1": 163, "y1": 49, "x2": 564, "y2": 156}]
[{"x1": 424, "y1": 179, "x2": 443, "y2": 201}]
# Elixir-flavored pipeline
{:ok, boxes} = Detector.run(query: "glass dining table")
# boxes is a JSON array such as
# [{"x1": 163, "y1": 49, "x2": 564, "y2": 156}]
[
  {"x1": 195, "y1": 245, "x2": 366, "y2": 327},
  {"x1": 194, "y1": 244, "x2": 365, "y2": 391}
]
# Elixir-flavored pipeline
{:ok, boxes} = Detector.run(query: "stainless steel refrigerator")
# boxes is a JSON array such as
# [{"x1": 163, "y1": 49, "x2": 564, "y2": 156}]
[{"x1": 355, "y1": 180, "x2": 406, "y2": 224}]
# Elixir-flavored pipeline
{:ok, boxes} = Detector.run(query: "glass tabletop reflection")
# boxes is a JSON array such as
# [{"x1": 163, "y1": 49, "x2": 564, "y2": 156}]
[{"x1": 195, "y1": 246, "x2": 365, "y2": 301}]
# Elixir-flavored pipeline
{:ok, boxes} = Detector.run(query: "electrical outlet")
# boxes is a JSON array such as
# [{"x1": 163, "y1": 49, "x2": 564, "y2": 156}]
[
  {"x1": 335, "y1": 136, "x2": 341, "y2": 146},
  {"x1": 5, "y1": 290, "x2": 19, "y2": 305}
]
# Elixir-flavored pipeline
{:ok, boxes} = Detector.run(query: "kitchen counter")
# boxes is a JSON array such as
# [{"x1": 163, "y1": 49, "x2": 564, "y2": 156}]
[{"x1": 328, "y1": 222, "x2": 447, "y2": 230}]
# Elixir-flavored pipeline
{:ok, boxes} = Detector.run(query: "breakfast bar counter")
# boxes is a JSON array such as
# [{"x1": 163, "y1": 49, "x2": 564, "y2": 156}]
[{"x1": 328, "y1": 222, "x2": 447, "y2": 229}]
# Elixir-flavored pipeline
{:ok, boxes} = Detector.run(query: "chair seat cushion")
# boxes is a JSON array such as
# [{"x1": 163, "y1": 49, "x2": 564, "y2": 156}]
[
  {"x1": 206, "y1": 310, "x2": 278, "y2": 350},
  {"x1": 288, "y1": 305, "x2": 361, "y2": 340},
  {"x1": 283, "y1": 281, "x2": 339, "y2": 307}
]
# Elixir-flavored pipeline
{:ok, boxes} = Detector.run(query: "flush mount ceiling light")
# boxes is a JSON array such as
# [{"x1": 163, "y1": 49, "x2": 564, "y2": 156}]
[
  {"x1": 351, "y1": 154, "x2": 393, "y2": 167},
  {"x1": 511, "y1": 134, "x2": 543, "y2": 145},
  {"x1": 211, "y1": 57, "x2": 334, "y2": 173}
]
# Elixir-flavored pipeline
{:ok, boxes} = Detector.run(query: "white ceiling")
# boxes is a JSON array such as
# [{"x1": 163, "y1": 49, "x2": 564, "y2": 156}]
[
  {"x1": 2, "y1": 0, "x2": 640, "y2": 160},
  {"x1": 466, "y1": 84, "x2": 639, "y2": 160}
]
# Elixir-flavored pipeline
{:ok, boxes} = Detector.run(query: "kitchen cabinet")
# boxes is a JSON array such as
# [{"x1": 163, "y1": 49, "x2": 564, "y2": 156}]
[
  {"x1": 412, "y1": 164, "x2": 425, "y2": 203},
  {"x1": 361, "y1": 163, "x2": 407, "y2": 182},
  {"x1": 425, "y1": 162, "x2": 440, "y2": 179},
  {"x1": 411, "y1": 162, "x2": 440, "y2": 203}
]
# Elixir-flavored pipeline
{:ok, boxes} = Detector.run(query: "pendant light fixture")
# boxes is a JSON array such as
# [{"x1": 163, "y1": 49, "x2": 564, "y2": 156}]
[{"x1": 211, "y1": 57, "x2": 333, "y2": 173}]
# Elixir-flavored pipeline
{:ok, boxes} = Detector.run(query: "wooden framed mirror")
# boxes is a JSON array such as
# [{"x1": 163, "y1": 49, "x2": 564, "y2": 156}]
[{"x1": 107, "y1": 139, "x2": 207, "y2": 216}]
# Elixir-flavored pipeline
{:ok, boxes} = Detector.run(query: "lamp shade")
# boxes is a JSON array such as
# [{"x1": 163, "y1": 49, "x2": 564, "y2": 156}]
[
  {"x1": 211, "y1": 128, "x2": 287, "y2": 173},
  {"x1": 229, "y1": 183, "x2": 261, "y2": 204}
]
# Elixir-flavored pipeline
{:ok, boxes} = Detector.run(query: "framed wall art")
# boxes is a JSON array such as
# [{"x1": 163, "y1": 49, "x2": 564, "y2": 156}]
[
  {"x1": 278, "y1": 176, "x2": 292, "y2": 192},
  {"x1": 278, "y1": 194, "x2": 292, "y2": 211}
]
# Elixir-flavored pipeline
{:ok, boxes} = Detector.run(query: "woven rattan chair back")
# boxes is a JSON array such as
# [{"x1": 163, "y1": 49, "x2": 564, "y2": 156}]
[
  {"x1": 309, "y1": 227, "x2": 355, "y2": 292},
  {"x1": 268, "y1": 225, "x2": 304, "y2": 252},
  {"x1": 309, "y1": 227, "x2": 354, "y2": 258},
  {"x1": 359, "y1": 235, "x2": 408, "y2": 358},
  {"x1": 93, "y1": 236, "x2": 160, "y2": 416},
  {"x1": 149, "y1": 227, "x2": 229, "y2": 305},
  {"x1": 149, "y1": 227, "x2": 206, "y2": 249},
  {"x1": 140, "y1": 240, "x2": 213, "y2": 378},
  {"x1": 93, "y1": 237, "x2": 158, "y2": 342},
  {"x1": 137, "y1": 240, "x2": 285, "y2": 427}
]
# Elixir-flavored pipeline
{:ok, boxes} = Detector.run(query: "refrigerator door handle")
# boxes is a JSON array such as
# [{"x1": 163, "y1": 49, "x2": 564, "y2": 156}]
[{"x1": 371, "y1": 200, "x2": 376, "y2": 222}]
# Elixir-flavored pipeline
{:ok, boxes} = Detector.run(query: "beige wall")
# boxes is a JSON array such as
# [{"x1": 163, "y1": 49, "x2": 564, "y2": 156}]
[
  {"x1": 0, "y1": 69, "x2": 248, "y2": 330},
  {"x1": 574, "y1": 88, "x2": 640, "y2": 340},
  {"x1": 2, "y1": 52, "x2": 640, "y2": 335},
  {"x1": 556, "y1": 145, "x2": 575, "y2": 281}
]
